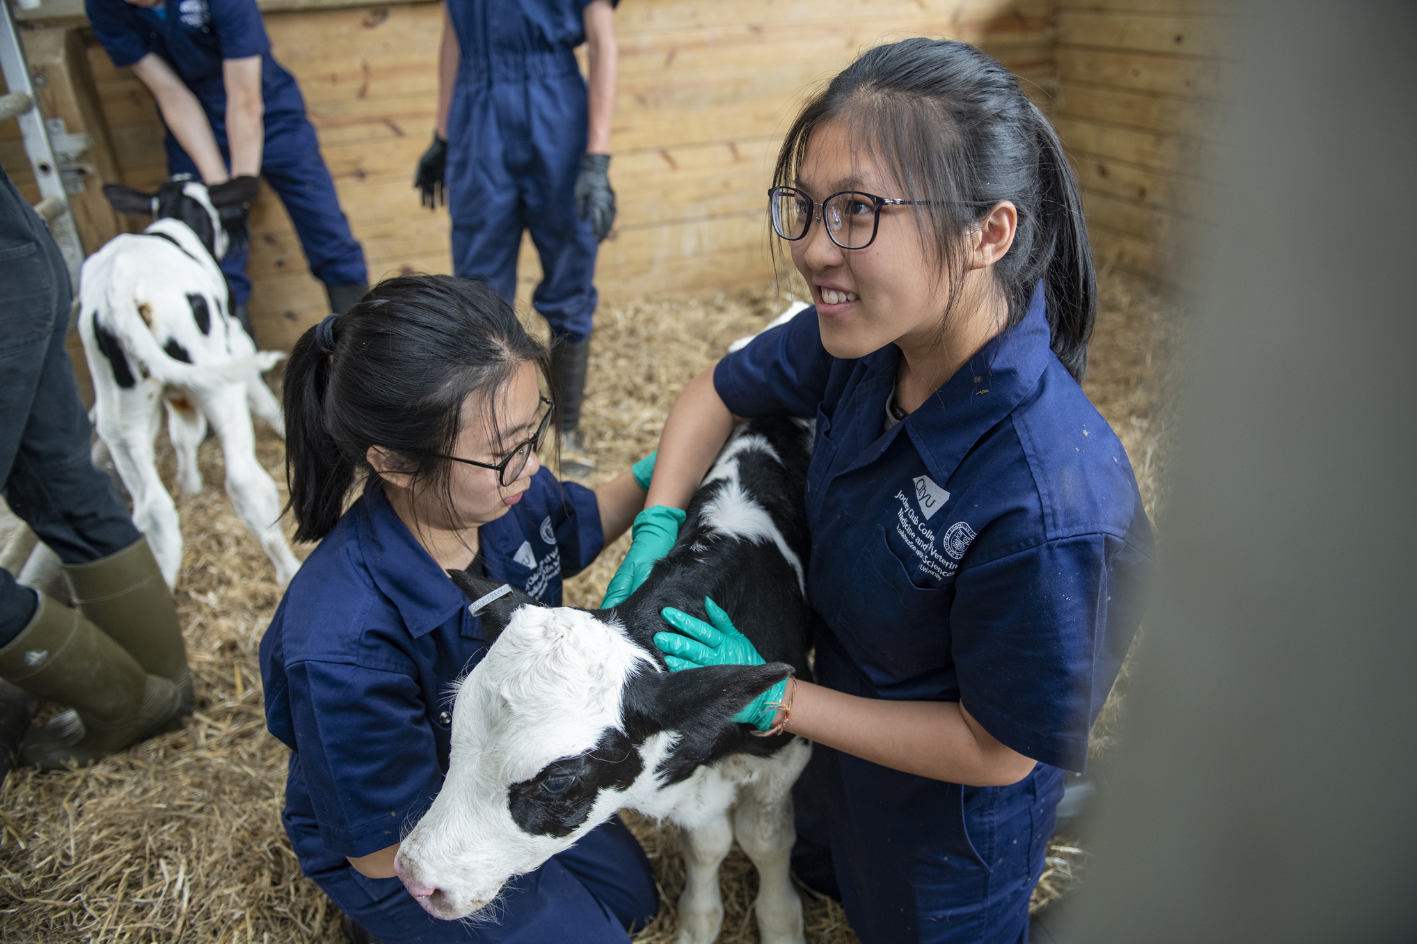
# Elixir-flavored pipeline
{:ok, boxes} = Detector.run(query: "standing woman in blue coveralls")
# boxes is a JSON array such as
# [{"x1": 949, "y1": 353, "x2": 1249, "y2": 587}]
[
  {"x1": 85, "y1": 0, "x2": 370, "y2": 336},
  {"x1": 414, "y1": 0, "x2": 617, "y2": 475},
  {"x1": 258, "y1": 275, "x2": 659, "y2": 944},
  {"x1": 609, "y1": 40, "x2": 1154, "y2": 944}
]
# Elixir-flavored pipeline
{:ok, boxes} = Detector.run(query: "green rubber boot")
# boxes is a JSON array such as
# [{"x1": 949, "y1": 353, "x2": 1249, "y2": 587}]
[
  {"x1": 0, "y1": 594, "x2": 183, "y2": 771},
  {"x1": 62, "y1": 537, "x2": 192, "y2": 716}
]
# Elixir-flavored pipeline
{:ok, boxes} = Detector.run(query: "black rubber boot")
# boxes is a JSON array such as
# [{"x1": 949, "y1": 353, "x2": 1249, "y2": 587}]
[
  {"x1": 62, "y1": 537, "x2": 192, "y2": 717},
  {"x1": 0, "y1": 593, "x2": 183, "y2": 770},
  {"x1": 550, "y1": 336, "x2": 594, "y2": 477},
  {"x1": 326, "y1": 281, "x2": 370, "y2": 315},
  {"x1": 0, "y1": 678, "x2": 37, "y2": 783}
]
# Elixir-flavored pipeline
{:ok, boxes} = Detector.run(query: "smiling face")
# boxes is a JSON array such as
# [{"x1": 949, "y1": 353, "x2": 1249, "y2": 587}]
[{"x1": 790, "y1": 120, "x2": 958, "y2": 361}]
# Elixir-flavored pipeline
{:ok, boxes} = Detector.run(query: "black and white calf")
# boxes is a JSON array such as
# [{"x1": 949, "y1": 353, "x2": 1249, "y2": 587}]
[
  {"x1": 397, "y1": 416, "x2": 815, "y2": 944},
  {"x1": 78, "y1": 178, "x2": 299, "y2": 588}
]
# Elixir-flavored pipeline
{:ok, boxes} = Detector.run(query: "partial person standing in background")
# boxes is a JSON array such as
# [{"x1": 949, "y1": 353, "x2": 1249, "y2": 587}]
[
  {"x1": 415, "y1": 0, "x2": 618, "y2": 477},
  {"x1": 85, "y1": 0, "x2": 370, "y2": 339}
]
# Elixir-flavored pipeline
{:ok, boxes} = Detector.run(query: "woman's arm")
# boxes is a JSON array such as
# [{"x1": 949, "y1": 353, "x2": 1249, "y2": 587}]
[
  {"x1": 594, "y1": 467, "x2": 646, "y2": 543},
  {"x1": 222, "y1": 55, "x2": 264, "y2": 178},
  {"x1": 349, "y1": 842, "x2": 399, "y2": 879},
  {"x1": 779, "y1": 682, "x2": 1037, "y2": 787},
  {"x1": 644, "y1": 366, "x2": 738, "y2": 511},
  {"x1": 582, "y1": 0, "x2": 616, "y2": 154},
  {"x1": 131, "y1": 53, "x2": 229, "y2": 184},
  {"x1": 435, "y1": 3, "x2": 459, "y2": 139}
]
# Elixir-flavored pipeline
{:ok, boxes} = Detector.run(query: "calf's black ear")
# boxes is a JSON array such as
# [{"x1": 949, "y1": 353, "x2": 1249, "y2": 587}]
[
  {"x1": 102, "y1": 184, "x2": 156, "y2": 217},
  {"x1": 627, "y1": 661, "x2": 794, "y2": 741},
  {"x1": 447, "y1": 570, "x2": 542, "y2": 642}
]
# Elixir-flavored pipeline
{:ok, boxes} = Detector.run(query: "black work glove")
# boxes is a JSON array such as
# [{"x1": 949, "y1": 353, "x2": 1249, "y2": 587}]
[
  {"x1": 574, "y1": 152, "x2": 615, "y2": 242},
  {"x1": 207, "y1": 176, "x2": 258, "y2": 259},
  {"x1": 415, "y1": 133, "x2": 448, "y2": 209},
  {"x1": 207, "y1": 174, "x2": 260, "y2": 209}
]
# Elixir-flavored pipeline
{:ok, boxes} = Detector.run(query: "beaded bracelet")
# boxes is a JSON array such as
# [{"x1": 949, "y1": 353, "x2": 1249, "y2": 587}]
[{"x1": 751, "y1": 676, "x2": 797, "y2": 738}]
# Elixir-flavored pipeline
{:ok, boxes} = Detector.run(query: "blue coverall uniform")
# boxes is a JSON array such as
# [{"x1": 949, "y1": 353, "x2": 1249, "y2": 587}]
[
  {"x1": 85, "y1": 0, "x2": 367, "y2": 308},
  {"x1": 259, "y1": 471, "x2": 657, "y2": 943},
  {"x1": 713, "y1": 287, "x2": 1154, "y2": 944},
  {"x1": 442, "y1": 0, "x2": 607, "y2": 345}
]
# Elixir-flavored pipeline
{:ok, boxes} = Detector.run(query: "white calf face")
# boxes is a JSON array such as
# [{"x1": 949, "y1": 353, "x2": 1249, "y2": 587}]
[{"x1": 395, "y1": 605, "x2": 657, "y2": 920}]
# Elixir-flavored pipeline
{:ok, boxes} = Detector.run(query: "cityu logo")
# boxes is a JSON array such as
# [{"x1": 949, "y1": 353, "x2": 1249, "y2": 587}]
[{"x1": 912, "y1": 474, "x2": 949, "y2": 521}]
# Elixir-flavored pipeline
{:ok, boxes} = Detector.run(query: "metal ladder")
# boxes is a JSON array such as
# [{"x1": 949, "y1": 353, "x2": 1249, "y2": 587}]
[{"x1": 0, "y1": 0, "x2": 83, "y2": 289}]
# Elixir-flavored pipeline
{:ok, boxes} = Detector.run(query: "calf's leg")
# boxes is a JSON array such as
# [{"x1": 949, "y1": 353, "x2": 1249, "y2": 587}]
[
  {"x1": 163, "y1": 396, "x2": 206, "y2": 495},
  {"x1": 245, "y1": 376, "x2": 285, "y2": 439},
  {"x1": 676, "y1": 809, "x2": 734, "y2": 944},
  {"x1": 199, "y1": 386, "x2": 301, "y2": 587},
  {"x1": 95, "y1": 398, "x2": 183, "y2": 588},
  {"x1": 734, "y1": 739, "x2": 811, "y2": 944}
]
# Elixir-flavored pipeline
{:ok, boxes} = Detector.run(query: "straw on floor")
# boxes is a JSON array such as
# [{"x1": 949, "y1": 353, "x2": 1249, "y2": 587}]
[{"x1": 0, "y1": 270, "x2": 1184, "y2": 942}]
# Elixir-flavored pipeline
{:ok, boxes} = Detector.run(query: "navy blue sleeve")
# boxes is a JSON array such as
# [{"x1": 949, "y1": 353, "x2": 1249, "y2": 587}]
[
  {"x1": 713, "y1": 307, "x2": 834, "y2": 420},
  {"x1": 950, "y1": 531, "x2": 1151, "y2": 773},
  {"x1": 282, "y1": 659, "x2": 444, "y2": 857},
  {"x1": 85, "y1": 0, "x2": 150, "y2": 68},
  {"x1": 525, "y1": 468, "x2": 604, "y2": 576},
  {"x1": 206, "y1": 0, "x2": 271, "y2": 59}
]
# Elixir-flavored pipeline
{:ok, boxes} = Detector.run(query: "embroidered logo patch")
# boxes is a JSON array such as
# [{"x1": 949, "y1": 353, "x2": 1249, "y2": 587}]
[
  {"x1": 943, "y1": 521, "x2": 977, "y2": 560},
  {"x1": 539, "y1": 516, "x2": 556, "y2": 545},
  {"x1": 912, "y1": 474, "x2": 950, "y2": 521},
  {"x1": 178, "y1": 0, "x2": 208, "y2": 27},
  {"x1": 512, "y1": 541, "x2": 537, "y2": 569},
  {"x1": 24, "y1": 649, "x2": 49, "y2": 668}
]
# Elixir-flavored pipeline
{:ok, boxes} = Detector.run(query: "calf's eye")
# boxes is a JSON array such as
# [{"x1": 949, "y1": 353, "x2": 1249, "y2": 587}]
[{"x1": 541, "y1": 775, "x2": 572, "y2": 795}]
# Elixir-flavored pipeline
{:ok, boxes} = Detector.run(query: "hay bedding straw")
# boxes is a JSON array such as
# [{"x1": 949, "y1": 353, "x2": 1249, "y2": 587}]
[{"x1": 0, "y1": 271, "x2": 1182, "y2": 943}]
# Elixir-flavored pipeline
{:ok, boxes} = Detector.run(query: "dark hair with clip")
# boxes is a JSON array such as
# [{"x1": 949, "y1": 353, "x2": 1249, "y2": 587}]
[
  {"x1": 283, "y1": 275, "x2": 554, "y2": 543},
  {"x1": 774, "y1": 37, "x2": 1096, "y2": 380}
]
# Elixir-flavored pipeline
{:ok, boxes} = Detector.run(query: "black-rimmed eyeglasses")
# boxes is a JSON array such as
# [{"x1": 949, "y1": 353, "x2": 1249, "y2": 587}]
[
  {"x1": 769, "y1": 186, "x2": 937, "y2": 251},
  {"x1": 437, "y1": 397, "x2": 554, "y2": 487}
]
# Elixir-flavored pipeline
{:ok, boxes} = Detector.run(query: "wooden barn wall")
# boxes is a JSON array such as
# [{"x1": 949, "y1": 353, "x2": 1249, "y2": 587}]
[
  {"x1": 2, "y1": 0, "x2": 1056, "y2": 353},
  {"x1": 1051, "y1": 0, "x2": 1233, "y2": 284}
]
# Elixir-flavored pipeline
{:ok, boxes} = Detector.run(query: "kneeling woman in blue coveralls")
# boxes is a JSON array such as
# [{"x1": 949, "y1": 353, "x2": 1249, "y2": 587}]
[
  {"x1": 626, "y1": 40, "x2": 1154, "y2": 944},
  {"x1": 258, "y1": 276, "x2": 658, "y2": 943}
]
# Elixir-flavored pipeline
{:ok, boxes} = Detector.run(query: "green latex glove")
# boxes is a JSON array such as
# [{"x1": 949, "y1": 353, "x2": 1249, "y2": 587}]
[
  {"x1": 655, "y1": 597, "x2": 787, "y2": 731},
  {"x1": 600, "y1": 505, "x2": 686, "y2": 608},
  {"x1": 632, "y1": 451, "x2": 657, "y2": 491}
]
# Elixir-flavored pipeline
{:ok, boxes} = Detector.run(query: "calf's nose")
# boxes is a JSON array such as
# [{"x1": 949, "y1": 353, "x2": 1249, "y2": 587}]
[{"x1": 393, "y1": 854, "x2": 439, "y2": 900}]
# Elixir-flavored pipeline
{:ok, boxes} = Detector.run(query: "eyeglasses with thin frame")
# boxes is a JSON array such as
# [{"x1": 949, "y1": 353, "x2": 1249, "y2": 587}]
[
  {"x1": 436, "y1": 397, "x2": 554, "y2": 487},
  {"x1": 769, "y1": 186, "x2": 937, "y2": 251}
]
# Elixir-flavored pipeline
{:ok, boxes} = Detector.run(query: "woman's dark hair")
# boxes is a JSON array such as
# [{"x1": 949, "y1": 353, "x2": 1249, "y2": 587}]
[
  {"x1": 775, "y1": 37, "x2": 1096, "y2": 381},
  {"x1": 283, "y1": 275, "x2": 552, "y2": 543}
]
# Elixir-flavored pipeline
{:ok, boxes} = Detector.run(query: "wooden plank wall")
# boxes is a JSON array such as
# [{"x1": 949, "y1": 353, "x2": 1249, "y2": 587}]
[
  {"x1": 2, "y1": 0, "x2": 1056, "y2": 351},
  {"x1": 1051, "y1": 0, "x2": 1233, "y2": 283}
]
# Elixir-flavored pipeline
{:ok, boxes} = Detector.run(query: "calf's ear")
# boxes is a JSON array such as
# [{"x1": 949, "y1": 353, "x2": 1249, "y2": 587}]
[
  {"x1": 447, "y1": 570, "x2": 542, "y2": 641},
  {"x1": 626, "y1": 661, "x2": 794, "y2": 740},
  {"x1": 102, "y1": 184, "x2": 156, "y2": 217}
]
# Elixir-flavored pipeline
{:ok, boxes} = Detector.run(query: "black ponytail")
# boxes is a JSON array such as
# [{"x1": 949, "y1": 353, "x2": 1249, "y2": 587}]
[
  {"x1": 774, "y1": 38, "x2": 1097, "y2": 381},
  {"x1": 283, "y1": 318, "x2": 348, "y2": 543},
  {"x1": 282, "y1": 275, "x2": 552, "y2": 544}
]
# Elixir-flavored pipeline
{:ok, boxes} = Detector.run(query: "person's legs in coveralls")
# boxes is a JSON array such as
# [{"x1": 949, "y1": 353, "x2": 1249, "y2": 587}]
[
  {"x1": 445, "y1": 58, "x2": 600, "y2": 462},
  {"x1": 792, "y1": 742, "x2": 1065, "y2": 944}
]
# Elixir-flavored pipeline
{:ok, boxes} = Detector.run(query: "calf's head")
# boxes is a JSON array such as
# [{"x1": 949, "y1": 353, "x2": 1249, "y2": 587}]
[
  {"x1": 393, "y1": 572, "x2": 792, "y2": 920},
  {"x1": 103, "y1": 176, "x2": 245, "y2": 260}
]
